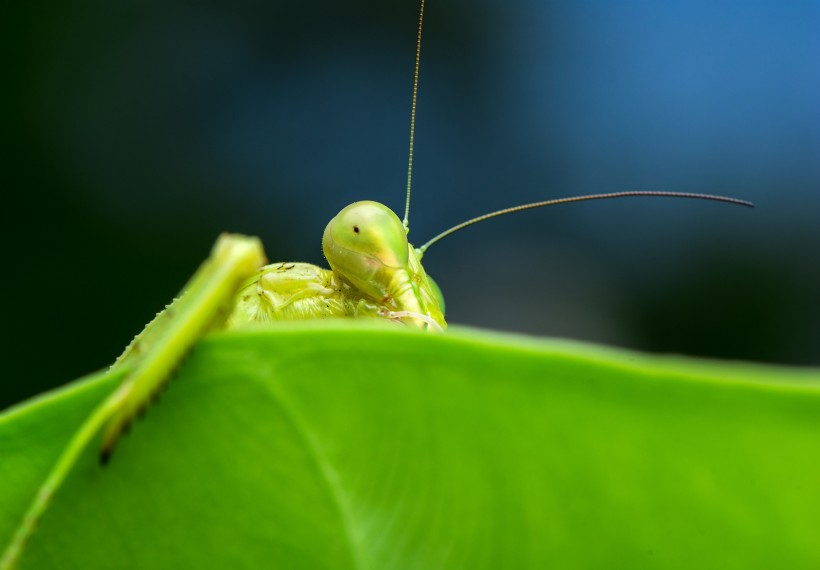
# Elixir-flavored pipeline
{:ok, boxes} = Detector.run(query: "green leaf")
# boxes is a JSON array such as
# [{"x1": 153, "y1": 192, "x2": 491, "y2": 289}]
[{"x1": 2, "y1": 322, "x2": 820, "y2": 569}]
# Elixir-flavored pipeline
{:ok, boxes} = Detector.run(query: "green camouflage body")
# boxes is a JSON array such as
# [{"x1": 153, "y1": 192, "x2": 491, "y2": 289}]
[{"x1": 227, "y1": 245, "x2": 446, "y2": 331}]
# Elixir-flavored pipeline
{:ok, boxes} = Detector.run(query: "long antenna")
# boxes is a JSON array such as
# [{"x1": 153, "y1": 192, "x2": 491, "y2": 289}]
[
  {"x1": 403, "y1": 0, "x2": 425, "y2": 232},
  {"x1": 416, "y1": 191, "x2": 754, "y2": 256}
]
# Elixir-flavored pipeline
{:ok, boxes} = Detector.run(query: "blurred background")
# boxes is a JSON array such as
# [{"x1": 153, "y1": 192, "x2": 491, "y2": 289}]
[{"x1": 3, "y1": 0, "x2": 819, "y2": 408}]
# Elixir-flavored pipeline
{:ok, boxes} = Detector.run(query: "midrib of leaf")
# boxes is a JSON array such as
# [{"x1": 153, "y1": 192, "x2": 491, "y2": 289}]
[{"x1": 257, "y1": 376, "x2": 365, "y2": 570}]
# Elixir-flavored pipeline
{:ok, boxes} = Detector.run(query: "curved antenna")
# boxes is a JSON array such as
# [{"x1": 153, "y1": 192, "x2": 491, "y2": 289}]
[
  {"x1": 403, "y1": 0, "x2": 425, "y2": 232},
  {"x1": 416, "y1": 191, "x2": 754, "y2": 256}
]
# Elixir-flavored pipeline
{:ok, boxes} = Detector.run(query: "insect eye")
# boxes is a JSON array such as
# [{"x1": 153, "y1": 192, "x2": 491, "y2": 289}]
[{"x1": 323, "y1": 200, "x2": 409, "y2": 274}]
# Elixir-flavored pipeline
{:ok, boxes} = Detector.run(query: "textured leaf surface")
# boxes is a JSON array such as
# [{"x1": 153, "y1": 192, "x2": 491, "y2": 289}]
[{"x1": 2, "y1": 323, "x2": 819, "y2": 569}]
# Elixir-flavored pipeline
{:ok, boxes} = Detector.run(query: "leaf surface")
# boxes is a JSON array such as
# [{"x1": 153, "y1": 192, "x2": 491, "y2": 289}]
[{"x1": 2, "y1": 323, "x2": 819, "y2": 569}]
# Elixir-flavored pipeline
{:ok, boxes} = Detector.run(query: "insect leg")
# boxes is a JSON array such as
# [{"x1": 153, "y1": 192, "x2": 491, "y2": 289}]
[
  {"x1": 0, "y1": 233, "x2": 265, "y2": 570},
  {"x1": 101, "y1": 233, "x2": 267, "y2": 459}
]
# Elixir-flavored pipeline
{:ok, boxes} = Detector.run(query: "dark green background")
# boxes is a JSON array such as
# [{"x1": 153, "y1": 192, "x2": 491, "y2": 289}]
[{"x1": 3, "y1": 0, "x2": 819, "y2": 408}]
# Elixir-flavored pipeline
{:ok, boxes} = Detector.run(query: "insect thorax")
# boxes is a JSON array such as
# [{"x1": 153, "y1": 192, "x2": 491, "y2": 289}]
[
  {"x1": 227, "y1": 262, "x2": 347, "y2": 327},
  {"x1": 226, "y1": 248, "x2": 446, "y2": 331}
]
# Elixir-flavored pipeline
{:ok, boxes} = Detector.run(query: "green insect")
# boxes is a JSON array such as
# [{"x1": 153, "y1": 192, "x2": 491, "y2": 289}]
[{"x1": 0, "y1": 1, "x2": 753, "y2": 568}]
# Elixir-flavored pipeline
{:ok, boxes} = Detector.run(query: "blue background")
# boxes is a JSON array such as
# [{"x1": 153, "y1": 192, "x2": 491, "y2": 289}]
[{"x1": 3, "y1": 0, "x2": 819, "y2": 407}]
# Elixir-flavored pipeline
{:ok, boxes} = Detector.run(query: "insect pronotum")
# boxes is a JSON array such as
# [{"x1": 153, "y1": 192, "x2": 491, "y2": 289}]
[{"x1": 0, "y1": 1, "x2": 753, "y2": 568}]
